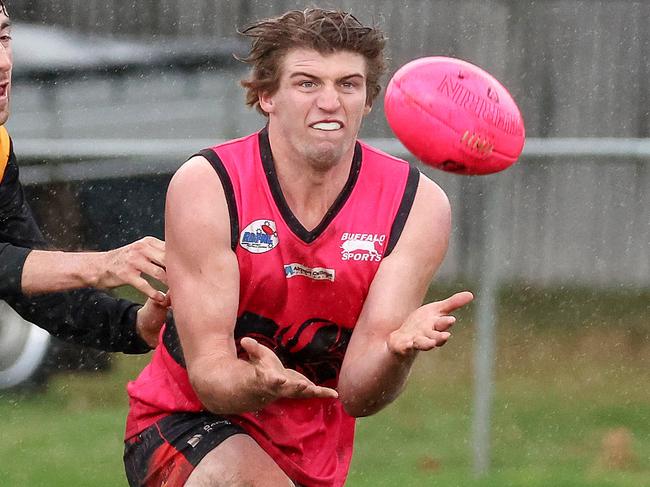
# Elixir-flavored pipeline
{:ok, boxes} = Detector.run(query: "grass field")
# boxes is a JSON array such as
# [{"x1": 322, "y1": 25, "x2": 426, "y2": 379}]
[{"x1": 1, "y1": 286, "x2": 648, "y2": 486}]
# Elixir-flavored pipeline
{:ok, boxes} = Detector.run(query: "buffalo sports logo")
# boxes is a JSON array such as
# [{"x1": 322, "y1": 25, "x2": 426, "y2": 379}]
[
  {"x1": 240, "y1": 219, "x2": 279, "y2": 254},
  {"x1": 340, "y1": 232, "x2": 385, "y2": 262}
]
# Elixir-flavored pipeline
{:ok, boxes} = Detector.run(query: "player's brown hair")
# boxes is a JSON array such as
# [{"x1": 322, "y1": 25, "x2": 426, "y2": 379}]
[
  {"x1": 239, "y1": 8, "x2": 387, "y2": 115},
  {"x1": 0, "y1": 1, "x2": 8, "y2": 16}
]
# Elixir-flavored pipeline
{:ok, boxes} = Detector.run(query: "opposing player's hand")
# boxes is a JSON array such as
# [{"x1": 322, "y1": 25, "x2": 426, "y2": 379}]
[
  {"x1": 135, "y1": 292, "x2": 171, "y2": 348},
  {"x1": 387, "y1": 291, "x2": 474, "y2": 357},
  {"x1": 95, "y1": 236, "x2": 167, "y2": 303},
  {"x1": 240, "y1": 337, "x2": 339, "y2": 401}
]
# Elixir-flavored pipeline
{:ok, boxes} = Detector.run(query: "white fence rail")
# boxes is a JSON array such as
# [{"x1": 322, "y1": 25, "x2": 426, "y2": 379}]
[
  {"x1": 17, "y1": 137, "x2": 650, "y2": 183},
  {"x1": 17, "y1": 137, "x2": 650, "y2": 290}
]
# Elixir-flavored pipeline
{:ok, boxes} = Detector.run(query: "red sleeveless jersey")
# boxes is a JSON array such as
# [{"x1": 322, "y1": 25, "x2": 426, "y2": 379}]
[{"x1": 126, "y1": 129, "x2": 419, "y2": 486}]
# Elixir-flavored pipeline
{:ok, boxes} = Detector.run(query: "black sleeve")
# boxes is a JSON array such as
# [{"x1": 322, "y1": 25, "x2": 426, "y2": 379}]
[
  {"x1": 0, "y1": 242, "x2": 30, "y2": 296},
  {"x1": 0, "y1": 143, "x2": 44, "y2": 295},
  {"x1": 0, "y1": 140, "x2": 150, "y2": 354},
  {"x1": 4, "y1": 289, "x2": 150, "y2": 354}
]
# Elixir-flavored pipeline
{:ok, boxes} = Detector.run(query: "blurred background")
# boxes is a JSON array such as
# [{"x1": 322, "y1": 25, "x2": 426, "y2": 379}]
[{"x1": 1, "y1": 1, "x2": 648, "y2": 486}]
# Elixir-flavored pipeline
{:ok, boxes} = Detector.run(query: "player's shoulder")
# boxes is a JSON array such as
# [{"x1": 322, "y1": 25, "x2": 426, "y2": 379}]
[
  {"x1": 358, "y1": 139, "x2": 410, "y2": 167},
  {"x1": 170, "y1": 155, "x2": 218, "y2": 193},
  {"x1": 390, "y1": 171, "x2": 451, "y2": 262},
  {"x1": 168, "y1": 145, "x2": 242, "y2": 209},
  {"x1": 209, "y1": 131, "x2": 259, "y2": 151},
  {"x1": 416, "y1": 171, "x2": 449, "y2": 206},
  {"x1": 201, "y1": 131, "x2": 261, "y2": 165},
  {"x1": 173, "y1": 131, "x2": 258, "y2": 180},
  {"x1": 411, "y1": 172, "x2": 451, "y2": 228}
]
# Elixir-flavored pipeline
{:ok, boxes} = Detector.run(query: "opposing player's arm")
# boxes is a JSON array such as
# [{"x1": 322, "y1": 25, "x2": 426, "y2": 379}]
[
  {"x1": 20, "y1": 237, "x2": 167, "y2": 302},
  {"x1": 166, "y1": 156, "x2": 335, "y2": 415},
  {"x1": 338, "y1": 174, "x2": 472, "y2": 417},
  {"x1": 1, "y1": 159, "x2": 168, "y2": 352},
  {"x1": 2, "y1": 154, "x2": 163, "y2": 301}
]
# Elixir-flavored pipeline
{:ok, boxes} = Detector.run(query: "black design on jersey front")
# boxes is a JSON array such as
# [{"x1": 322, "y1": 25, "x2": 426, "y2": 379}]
[
  {"x1": 163, "y1": 311, "x2": 352, "y2": 385},
  {"x1": 235, "y1": 311, "x2": 352, "y2": 386}
]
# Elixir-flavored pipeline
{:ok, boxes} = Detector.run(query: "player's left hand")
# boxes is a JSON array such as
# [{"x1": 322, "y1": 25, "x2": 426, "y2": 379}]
[
  {"x1": 387, "y1": 291, "x2": 474, "y2": 357},
  {"x1": 135, "y1": 292, "x2": 171, "y2": 348}
]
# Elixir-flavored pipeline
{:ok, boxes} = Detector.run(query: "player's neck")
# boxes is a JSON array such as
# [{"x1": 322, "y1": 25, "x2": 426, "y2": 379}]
[{"x1": 267, "y1": 129, "x2": 355, "y2": 231}]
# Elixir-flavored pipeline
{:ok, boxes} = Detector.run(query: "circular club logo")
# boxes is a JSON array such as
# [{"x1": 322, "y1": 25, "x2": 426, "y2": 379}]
[{"x1": 239, "y1": 219, "x2": 279, "y2": 254}]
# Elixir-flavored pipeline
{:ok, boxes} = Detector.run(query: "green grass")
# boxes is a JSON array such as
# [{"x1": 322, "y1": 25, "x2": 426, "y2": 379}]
[{"x1": 1, "y1": 286, "x2": 648, "y2": 486}]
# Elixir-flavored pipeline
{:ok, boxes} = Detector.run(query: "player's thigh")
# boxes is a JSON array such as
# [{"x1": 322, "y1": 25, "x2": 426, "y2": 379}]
[
  {"x1": 124, "y1": 412, "x2": 246, "y2": 487},
  {"x1": 185, "y1": 434, "x2": 293, "y2": 487}
]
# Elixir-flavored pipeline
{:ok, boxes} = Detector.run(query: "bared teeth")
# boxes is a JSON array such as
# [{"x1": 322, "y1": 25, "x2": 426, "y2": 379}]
[{"x1": 312, "y1": 122, "x2": 341, "y2": 131}]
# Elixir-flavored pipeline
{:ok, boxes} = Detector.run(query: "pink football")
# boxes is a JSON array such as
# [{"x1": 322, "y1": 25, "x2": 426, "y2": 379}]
[{"x1": 384, "y1": 56, "x2": 525, "y2": 175}]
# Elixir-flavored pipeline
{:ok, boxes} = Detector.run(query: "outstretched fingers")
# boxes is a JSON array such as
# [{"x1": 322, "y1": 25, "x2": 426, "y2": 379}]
[
  {"x1": 289, "y1": 378, "x2": 338, "y2": 399},
  {"x1": 135, "y1": 259, "x2": 167, "y2": 285},
  {"x1": 131, "y1": 236, "x2": 166, "y2": 267},
  {"x1": 413, "y1": 331, "x2": 451, "y2": 350},
  {"x1": 136, "y1": 238, "x2": 167, "y2": 283},
  {"x1": 304, "y1": 384, "x2": 339, "y2": 399},
  {"x1": 436, "y1": 291, "x2": 474, "y2": 314},
  {"x1": 432, "y1": 315, "x2": 456, "y2": 332},
  {"x1": 276, "y1": 367, "x2": 338, "y2": 399},
  {"x1": 128, "y1": 238, "x2": 167, "y2": 297},
  {"x1": 98, "y1": 236, "x2": 167, "y2": 301},
  {"x1": 240, "y1": 338, "x2": 338, "y2": 400}
]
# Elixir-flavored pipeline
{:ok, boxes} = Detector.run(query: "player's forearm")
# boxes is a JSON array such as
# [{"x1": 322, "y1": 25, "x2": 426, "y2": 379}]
[
  {"x1": 21, "y1": 249, "x2": 107, "y2": 294},
  {"x1": 189, "y1": 358, "x2": 274, "y2": 414},
  {"x1": 5, "y1": 288, "x2": 150, "y2": 353},
  {"x1": 338, "y1": 341, "x2": 417, "y2": 417}
]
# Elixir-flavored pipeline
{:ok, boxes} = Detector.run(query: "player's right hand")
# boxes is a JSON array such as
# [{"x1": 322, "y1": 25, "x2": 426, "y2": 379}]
[
  {"x1": 95, "y1": 236, "x2": 167, "y2": 303},
  {"x1": 240, "y1": 337, "x2": 339, "y2": 401}
]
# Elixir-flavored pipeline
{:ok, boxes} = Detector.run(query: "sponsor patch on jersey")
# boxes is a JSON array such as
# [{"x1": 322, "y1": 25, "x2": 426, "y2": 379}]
[
  {"x1": 284, "y1": 263, "x2": 336, "y2": 282},
  {"x1": 340, "y1": 232, "x2": 385, "y2": 262},
  {"x1": 240, "y1": 219, "x2": 279, "y2": 254}
]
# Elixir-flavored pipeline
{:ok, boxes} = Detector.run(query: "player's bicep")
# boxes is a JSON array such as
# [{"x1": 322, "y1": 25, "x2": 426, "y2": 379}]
[
  {"x1": 344, "y1": 175, "x2": 451, "y2": 359},
  {"x1": 165, "y1": 156, "x2": 240, "y2": 366}
]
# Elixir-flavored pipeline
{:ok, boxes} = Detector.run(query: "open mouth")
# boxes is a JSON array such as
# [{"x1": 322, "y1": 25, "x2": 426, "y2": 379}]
[
  {"x1": 311, "y1": 121, "x2": 343, "y2": 131},
  {"x1": 0, "y1": 83, "x2": 8, "y2": 97}
]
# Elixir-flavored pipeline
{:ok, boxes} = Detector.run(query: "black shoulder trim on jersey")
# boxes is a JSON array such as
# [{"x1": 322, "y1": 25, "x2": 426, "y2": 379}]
[
  {"x1": 162, "y1": 314, "x2": 186, "y2": 368},
  {"x1": 196, "y1": 149, "x2": 239, "y2": 251},
  {"x1": 259, "y1": 128, "x2": 362, "y2": 244},
  {"x1": 385, "y1": 165, "x2": 420, "y2": 257}
]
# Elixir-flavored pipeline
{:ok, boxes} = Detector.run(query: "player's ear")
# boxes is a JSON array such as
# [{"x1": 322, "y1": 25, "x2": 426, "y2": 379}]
[
  {"x1": 259, "y1": 91, "x2": 275, "y2": 114},
  {"x1": 364, "y1": 103, "x2": 372, "y2": 115}
]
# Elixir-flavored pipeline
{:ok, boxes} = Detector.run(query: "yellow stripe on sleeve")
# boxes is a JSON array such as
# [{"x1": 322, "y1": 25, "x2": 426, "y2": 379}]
[{"x1": 0, "y1": 126, "x2": 9, "y2": 183}]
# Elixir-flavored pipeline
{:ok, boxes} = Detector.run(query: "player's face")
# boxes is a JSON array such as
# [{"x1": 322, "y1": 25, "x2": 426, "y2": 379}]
[
  {"x1": 0, "y1": 12, "x2": 12, "y2": 126},
  {"x1": 260, "y1": 48, "x2": 371, "y2": 171}
]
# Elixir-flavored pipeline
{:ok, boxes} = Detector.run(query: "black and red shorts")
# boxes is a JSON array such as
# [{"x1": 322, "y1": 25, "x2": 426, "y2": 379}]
[{"x1": 124, "y1": 412, "x2": 246, "y2": 487}]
